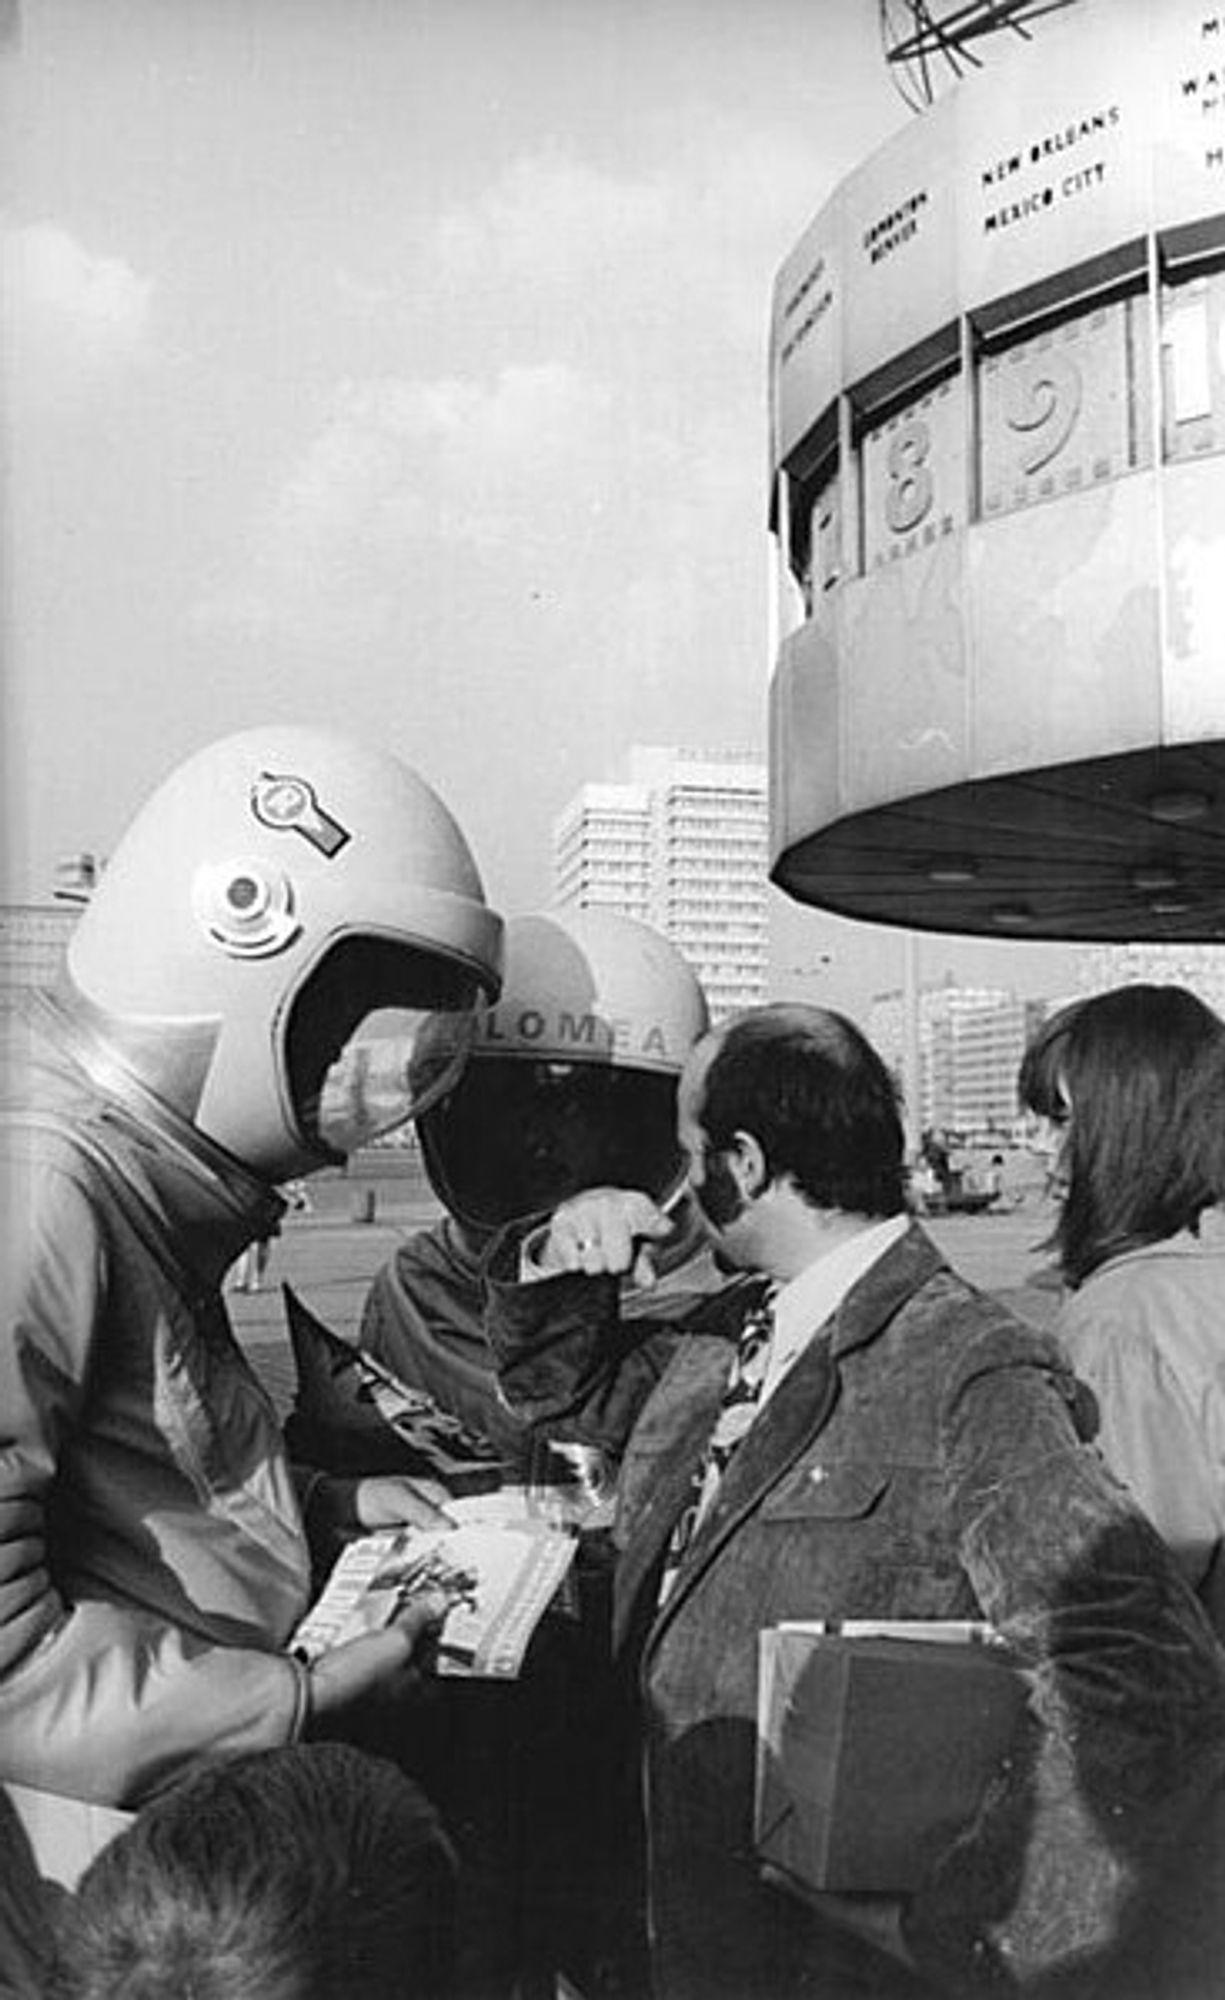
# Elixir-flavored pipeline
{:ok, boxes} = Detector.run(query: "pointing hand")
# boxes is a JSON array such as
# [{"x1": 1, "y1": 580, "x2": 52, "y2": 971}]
[{"x1": 539, "y1": 1187, "x2": 676, "y2": 1286}]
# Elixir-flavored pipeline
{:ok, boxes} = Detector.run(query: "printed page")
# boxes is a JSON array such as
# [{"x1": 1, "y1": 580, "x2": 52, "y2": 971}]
[{"x1": 290, "y1": 1521, "x2": 577, "y2": 1678}]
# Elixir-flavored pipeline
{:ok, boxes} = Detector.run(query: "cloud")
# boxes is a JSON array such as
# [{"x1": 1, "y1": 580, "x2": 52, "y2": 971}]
[
  {"x1": 333, "y1": 266, "x2": 395, "y2": 315},
  {"x1": 417, "y1": 125, "x2": 829, "y2": 377},
  {"x1": 193, "y1": 124, "x2": 806, "y2": 670},
  {"x1": 196, "y1": 355, "x2": 706, "y2": 651},
  {"x1": 431, "y1": 147, "x2": 669, "y2": 297},
  {"x1": 2, "y1": 222, "x2": 155, "y2": 410}
]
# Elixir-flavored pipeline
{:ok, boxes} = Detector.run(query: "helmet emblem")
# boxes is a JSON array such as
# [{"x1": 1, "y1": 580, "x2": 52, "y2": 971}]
[{"x1": 251, "y1": 771, "x2": 350, "y2": 857}]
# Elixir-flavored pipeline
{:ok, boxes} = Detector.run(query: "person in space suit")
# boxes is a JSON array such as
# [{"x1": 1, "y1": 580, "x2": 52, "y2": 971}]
[
  {"x1": 0, "y1": 724, "x2": 503, "y2": 1820},
  {"x1": 313, "y1": 909, "x2": 720, "y2": 2000},
  {"x1": 351, "y1": 906, "x2": 722, "y2": 1483}
]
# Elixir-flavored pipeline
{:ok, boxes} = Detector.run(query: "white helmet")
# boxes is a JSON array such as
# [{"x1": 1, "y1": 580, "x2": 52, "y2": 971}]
[
  {"x1": 62, "y1": 725, "x2": 503, "y2": 1181},
  {"x1": 418, "y1": 907, "x2": 709, "y2": 1228}
]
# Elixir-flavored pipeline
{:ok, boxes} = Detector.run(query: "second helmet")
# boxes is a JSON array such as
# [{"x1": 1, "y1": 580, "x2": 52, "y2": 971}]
[{"x1": 417, "y1": 907, "x2": 709, "y2": 1229}]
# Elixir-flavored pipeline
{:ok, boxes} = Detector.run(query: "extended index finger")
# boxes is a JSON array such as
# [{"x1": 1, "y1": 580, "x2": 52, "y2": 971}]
[{"x1": 387, "y1": 1589, "x2": 451, "y2": 1654}]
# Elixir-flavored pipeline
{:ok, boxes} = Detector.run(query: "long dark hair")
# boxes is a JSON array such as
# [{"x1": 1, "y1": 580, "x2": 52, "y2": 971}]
[{"x1": 1018, "y1": 984, "x2": 1225, "y2": 1288}]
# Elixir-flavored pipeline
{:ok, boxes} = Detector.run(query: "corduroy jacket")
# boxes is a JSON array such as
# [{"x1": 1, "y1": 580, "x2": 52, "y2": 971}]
[{"x1": 487, "y1": 1222, "x2": 1225, "y2": 1999}]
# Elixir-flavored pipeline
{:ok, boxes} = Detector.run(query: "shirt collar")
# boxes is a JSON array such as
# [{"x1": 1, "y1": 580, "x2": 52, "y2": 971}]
[{"x1": 764, "y1": 1212, "x2": 910, "y2": 1401}]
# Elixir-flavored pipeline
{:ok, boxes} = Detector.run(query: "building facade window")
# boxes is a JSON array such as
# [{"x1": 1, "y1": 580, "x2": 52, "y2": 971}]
[{"x1": 552, "y1": 746, "x2": 768, "y2": 1022}]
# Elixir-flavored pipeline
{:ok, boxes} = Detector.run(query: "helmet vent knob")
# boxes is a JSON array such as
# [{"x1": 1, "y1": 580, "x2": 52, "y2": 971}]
[{"x1": 192, "y1": 859, "x2": 301, "y2": 957}]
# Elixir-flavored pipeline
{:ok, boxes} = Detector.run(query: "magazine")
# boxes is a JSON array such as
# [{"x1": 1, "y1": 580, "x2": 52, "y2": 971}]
[{"x1": 290, "y1": 1518, "x2": 577, "y2": 1679}]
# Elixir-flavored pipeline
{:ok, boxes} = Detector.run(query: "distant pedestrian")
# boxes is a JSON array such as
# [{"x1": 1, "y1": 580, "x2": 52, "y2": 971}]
[
  {"x1": 228, "y1": 1233, "x2": 272, "y2": 1293},
  {"x1": 910, "y1": 1157, "x2": 939, "y2": 1213}
]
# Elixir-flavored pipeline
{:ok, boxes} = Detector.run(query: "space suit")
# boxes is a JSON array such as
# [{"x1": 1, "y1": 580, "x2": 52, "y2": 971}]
[{"x1": 0, "y1": 725, "x2": 502, "y2": 1808}]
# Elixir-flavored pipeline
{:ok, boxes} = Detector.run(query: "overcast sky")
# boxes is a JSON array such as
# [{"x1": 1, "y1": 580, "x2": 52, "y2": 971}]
[{"x1": 2, "y1": 0, "x2": 1085, "y2": 1019}]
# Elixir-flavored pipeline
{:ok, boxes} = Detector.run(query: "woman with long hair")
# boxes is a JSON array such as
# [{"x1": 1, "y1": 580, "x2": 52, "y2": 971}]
[{"x1": 1019, "y1": 983, "x2": 1225, "y2": 1634}]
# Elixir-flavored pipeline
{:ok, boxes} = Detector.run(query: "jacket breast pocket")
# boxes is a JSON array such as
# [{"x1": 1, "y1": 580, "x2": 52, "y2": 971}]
[
  {"x1": 760, "y1": 1462, "x2": 891, "y2": 1523},
  {"x1": 757, "y1": 1459, "x2": 973, "y2": 1620}
]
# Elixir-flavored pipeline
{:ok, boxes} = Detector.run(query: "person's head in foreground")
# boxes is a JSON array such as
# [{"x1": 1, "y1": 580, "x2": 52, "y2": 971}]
[
  {"x1": 51, "y1": 1743, "x2": 457, "y2": 2000},
  {"x1": 1018, "y1": 981, "x2": 1225, "y2": 1289}
]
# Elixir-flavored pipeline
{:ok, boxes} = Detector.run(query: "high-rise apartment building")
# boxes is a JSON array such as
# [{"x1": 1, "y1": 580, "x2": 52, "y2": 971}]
[
  {"x1": 870, "y1": 980, "x2": 1047, "y2": 1138},
  {"x1": 1, "y1": 858, "x2": 98, "y2": 1013},
  {"x1": 0, "y1": 905, "x2": 81, "y2": 1011},
  {"x1": 553, "y1": 785, "x2": 653, "y2": 922},
  {"x1": 552, "y1": 746, "x2": 769, "y2": 1022}
]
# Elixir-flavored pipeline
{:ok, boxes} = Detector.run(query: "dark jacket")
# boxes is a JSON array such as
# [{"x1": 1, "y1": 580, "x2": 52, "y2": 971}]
[
  {"x1": 487, "y1": 1222, "x2": 1225, "y2": 2000},
  {"x1": 361, "y1": 1207, "x2": 723, "y2": 1476}
]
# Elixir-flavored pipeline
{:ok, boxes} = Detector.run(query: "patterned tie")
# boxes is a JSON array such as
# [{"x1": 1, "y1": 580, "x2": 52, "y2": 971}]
[{"x1": 659, "y1": 1284, "x2": 777, "y2": 1602}]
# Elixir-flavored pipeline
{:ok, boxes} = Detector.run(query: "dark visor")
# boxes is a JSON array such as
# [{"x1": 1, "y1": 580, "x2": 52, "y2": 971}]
[{"x1": 419, "y1": 1057, "x2": 683, "y2": 1229}]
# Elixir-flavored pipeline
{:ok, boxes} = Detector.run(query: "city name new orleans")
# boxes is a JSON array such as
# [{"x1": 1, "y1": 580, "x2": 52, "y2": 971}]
[
  {"x1": 981, "y1": 105, "x2": 1120, "y2": 189},
  {"x1": 980, "y1": 105, "x2": 1117, "y2": 234}
]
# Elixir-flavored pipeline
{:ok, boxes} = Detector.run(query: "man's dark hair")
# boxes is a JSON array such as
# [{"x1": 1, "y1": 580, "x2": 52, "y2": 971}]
[
  {"x1": 52, "y1": 1744, "x2": 456, "y2": 2000},
  {"x1": 1018, "y1": 983, "x2": 1225, "y2": 1289},
  {"x1": 699, "y1": 1003, "x2": 907, "y2": 1219}
]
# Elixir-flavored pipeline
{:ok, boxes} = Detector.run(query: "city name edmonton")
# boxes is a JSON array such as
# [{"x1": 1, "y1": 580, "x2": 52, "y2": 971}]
[{"x1": 861, "y1": 189, "x2": 928, "y2": 265}]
